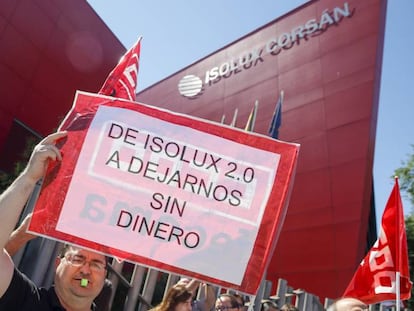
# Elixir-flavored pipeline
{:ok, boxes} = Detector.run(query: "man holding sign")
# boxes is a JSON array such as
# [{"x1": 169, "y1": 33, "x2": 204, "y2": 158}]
[{"x1": 0, "y1": 132, "x2": 107, "y2": 311}]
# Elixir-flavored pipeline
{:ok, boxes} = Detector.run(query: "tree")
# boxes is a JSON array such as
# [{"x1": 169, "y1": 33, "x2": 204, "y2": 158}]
[
  {"x1": 394, "y1": 145, "x2": 414, "y2": 212},
  {"x1": 404, "y1": 214, "x2": 414, "y2": 309},
  {"x1": 0, "y1": 136, "x2": 39, "y2": 194}
]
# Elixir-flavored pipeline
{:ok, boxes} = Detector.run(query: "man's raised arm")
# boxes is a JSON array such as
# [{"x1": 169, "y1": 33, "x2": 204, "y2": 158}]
[{"x1": 0, "y1": 131, "x2": 67, "y2": 297}]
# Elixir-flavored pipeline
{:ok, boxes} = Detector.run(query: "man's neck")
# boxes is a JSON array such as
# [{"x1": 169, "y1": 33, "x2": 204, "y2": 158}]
[
  {"x1": 56, "y1": 291, "x2": 93, "y2": 311},
  {"x1": 59, "y1": 299, "x2": 92, "y2": 311}
]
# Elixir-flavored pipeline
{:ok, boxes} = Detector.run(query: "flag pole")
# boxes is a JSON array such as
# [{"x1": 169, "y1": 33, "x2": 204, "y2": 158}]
[
  {"x1": 244, "y1": 100, "x2": 258, "y2": 132},
  {"x1": 230, "y1": 108, "x2": 238, "y2": 127},
  {"x1": 396, "y1": 271, "x2": 401, "y2": 311},
  {"x1": 394, "y1": 177, "x2": 401, "y2": 311}
]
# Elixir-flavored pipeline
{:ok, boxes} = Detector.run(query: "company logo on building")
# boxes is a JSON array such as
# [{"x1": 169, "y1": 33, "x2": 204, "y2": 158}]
[
  {"x1": 178, "y1": 2, "x2": 352, "y2": 98},
  {"x1": 178, "y1": 75, "x2": 204, "y2": 98}
]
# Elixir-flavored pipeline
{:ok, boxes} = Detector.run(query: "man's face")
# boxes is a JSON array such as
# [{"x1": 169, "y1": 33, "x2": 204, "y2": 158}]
[
  {"x1": 54, "y1": 246, "x2": 106, "y2": 303},
  {"x1": 215, "y1": 296, "x2": 238, "y2": 311}
]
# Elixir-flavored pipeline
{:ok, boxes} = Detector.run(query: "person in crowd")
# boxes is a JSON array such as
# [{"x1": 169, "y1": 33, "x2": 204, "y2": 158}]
[
  {"x1": 326, "y1": 297, "x2": 368, "y2": 311},
  {"x1": 0, "y1": 131, "x2": 107, "y2": 310},
  {"x1": 150, "y1": 284, "x2": 193, "y2": 311},
  {"x1": 4, "y1": 212, "x2": 113, "y2": 311},
  {"x1": 215, "y1": 293, "x2": 240, "y2": 311},
  {"x1": 175, "y1": 277, "x2": 216, "y2": 311},
  {"x1": 261, "y1": 299, "x2": 279, "y2": 311},
  {"x1": 233, "y1": 293, "x2": 248, "y2": 311},
  {"x1": 280, "y1": 303, "x2": 298, "y2": 311}
]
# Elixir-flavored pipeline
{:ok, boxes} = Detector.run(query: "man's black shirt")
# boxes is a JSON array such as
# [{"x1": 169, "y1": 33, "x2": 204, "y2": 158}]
[{"x1": 0, "y1": 268, "x2": 96, "y2": 310}]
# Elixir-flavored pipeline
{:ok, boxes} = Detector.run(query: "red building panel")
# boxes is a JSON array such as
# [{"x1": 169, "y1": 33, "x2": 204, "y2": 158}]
[{"x1": 0, "y1": 0, "x2": 126, "y2": 172}]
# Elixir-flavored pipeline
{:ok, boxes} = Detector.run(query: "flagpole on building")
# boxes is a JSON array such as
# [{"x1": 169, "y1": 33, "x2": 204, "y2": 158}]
[
  {"x1": 244, "y1": 100, "x2": 258, "y2": 132},
  {"x1": 230, "y1": 108, "x2": 238, "y2": 127}
]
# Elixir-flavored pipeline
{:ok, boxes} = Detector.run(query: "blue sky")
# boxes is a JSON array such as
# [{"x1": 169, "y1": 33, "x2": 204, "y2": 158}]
[{"x1": 86, "y1": 0, "x2": 414, "y2": 226}]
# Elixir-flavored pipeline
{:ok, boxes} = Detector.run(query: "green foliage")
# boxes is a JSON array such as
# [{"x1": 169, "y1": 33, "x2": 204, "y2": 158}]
[
  {"x1": 405, "y1": 215, "x2": 414, "y2": 309},
  {"x1": 0, "y1": 136, "x2": 39, "y2": 193},
  {"x1": 0, "y1": 160, "x2": 25, "y2": 193},
  {"x1": 394, "y1": 145, "x2": 414, "y2": 211}
]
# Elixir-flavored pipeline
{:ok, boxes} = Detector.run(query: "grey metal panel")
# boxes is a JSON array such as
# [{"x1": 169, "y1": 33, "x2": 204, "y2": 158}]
[
  {"x1": 139, "y1": 268, "x2": 159, "y2": 311},
  {"x1": 124, "y1": 265, "x2": 148, "y2": 311},
  {"x1": 108, "y1": 260, "x2": 126, "y2": 308}
]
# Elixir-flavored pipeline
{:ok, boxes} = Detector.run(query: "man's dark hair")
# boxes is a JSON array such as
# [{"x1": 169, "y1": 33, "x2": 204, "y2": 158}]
[
  {"x1": 261, "y1": 300, "x2": 279, "y2": 311},
  {"x1": 218, "y1": 294, "x2": 240, "y2": 308},
  {"x1": 58, "y1": 243, "x2": 110, "y2": 266},
  {"x1": 233, "y1": 293, "x2": 246, "y2": 308}
]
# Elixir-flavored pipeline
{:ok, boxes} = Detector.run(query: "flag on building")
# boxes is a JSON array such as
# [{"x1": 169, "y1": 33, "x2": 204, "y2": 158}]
[
  {"x1": 244, "y1": 100, "x2": 258, "y2": 132},
  {"x1": 268, "y1": 90, "x2": 283, "y2": 139},
  {"x1": 343, "y1": 178, "x2": 412, "y2": 304},
  {"x1": 99, "y1": 37, "x2": 142, "y2": 101}
]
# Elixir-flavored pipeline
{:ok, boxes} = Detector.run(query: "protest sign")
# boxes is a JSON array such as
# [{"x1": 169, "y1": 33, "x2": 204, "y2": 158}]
[{"x1": 29, "y1": 91, "x2": 299, "y2": 294}]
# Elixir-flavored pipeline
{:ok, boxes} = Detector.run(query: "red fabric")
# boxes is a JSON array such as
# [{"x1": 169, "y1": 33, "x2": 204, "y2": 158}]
[
  {"x1": 98, "y1": 37, "x2": 141, "y2": 101},
  {"x1": 343, "y1": 178, "x2": 412, "y2": 304}
]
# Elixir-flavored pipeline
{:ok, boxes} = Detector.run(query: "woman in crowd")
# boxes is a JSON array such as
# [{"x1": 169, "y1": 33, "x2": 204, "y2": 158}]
[{"x1": 151, "y1": 285, "x2": 193, "y2": 311}]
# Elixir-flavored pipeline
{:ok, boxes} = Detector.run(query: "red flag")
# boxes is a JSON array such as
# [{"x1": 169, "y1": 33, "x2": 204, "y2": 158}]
[
  {"x1": 343, "y1": 178, "x2": 412, "y2": 304},
  {"x1": 99, "y1": 37, "x2": 142, "y2": 101}
]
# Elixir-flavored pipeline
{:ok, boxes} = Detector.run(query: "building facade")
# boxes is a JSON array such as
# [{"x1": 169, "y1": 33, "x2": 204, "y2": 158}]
[
  {"x1": 0, "y1": 0, "x2": 386, "y2": 301},
  {"x1": 136, "y1": 0, "x2": 386, "y2": 298}
]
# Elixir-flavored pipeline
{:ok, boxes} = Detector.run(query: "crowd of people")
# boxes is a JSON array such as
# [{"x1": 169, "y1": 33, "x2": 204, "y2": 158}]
[
  {"x1": 150, "y1": 286, "x2": 368, "y2": 311},
  {"x1": 0, "y1": 132, "x2": 371, "y2": 310}
]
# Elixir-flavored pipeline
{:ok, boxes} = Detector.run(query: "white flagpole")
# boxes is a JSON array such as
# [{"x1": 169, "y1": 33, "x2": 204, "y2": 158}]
[
  {"x1": 394, "y1": 177, "x2": 401, "y2": 311},
  {"x1": 396, "y1": 271, "x2": 400, "y2": 311},
  {"x1": 230, "y1": 108, "x2": 238, "y2": 127}
]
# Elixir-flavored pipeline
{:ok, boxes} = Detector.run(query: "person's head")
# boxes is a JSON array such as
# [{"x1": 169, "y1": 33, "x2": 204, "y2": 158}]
[
  {"x1": 176, "y1": 277, "x2": 191, "y2": 286},
  {"x1": 54, "y1": 244, "x2": 107, "y2": 306},
  {"x1": 280, "y1": 303, "x2": 297, "y2": 311},
  {"x1": 215, "y1": 294, "x2": 240, "y2": 311},
  {"x1": 233, "y1": 293, "x2": 247, "y2": 311},
  {"x1": 261, "y1": 300, "x2": 279, "y2": 311},
  {"x1": 326, "y1": 298, "x2": 368, "y2": 311},
  {"x1": 156, "y1": 284, "x2": 193, "y2": 311}
]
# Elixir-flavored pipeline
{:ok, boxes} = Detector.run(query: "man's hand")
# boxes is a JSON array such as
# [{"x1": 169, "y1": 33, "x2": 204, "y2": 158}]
[{"x1": 23, "y1": 131, "x2": 67, "y2": 184}]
